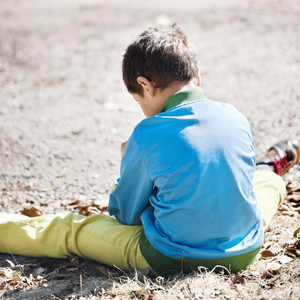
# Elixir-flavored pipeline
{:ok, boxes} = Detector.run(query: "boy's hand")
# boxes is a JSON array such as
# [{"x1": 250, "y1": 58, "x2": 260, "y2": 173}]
[{"x1": 121, "y1": 140, "x2": 128, "y2": 158}]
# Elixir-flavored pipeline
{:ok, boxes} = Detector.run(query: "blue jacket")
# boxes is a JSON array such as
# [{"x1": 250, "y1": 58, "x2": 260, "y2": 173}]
[{"x1": 108, "y1": 87, "x2": 263, "y2": 262}]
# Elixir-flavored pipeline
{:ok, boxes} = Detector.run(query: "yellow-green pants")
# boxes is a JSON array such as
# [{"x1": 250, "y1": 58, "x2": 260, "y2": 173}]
[{"x1": 0, "y1": 170, "x2": 286, "y2": 274}]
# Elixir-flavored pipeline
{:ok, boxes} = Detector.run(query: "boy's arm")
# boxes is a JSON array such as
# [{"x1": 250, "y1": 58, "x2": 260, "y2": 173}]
[{"x1": 108, "y1": 135, "x2": 153, "y2": 225}]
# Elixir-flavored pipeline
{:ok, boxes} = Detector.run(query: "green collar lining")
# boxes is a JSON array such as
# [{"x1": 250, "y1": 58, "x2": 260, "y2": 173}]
[{"x1": 159, "y1": 87, "x2": 207, "y2": 113}]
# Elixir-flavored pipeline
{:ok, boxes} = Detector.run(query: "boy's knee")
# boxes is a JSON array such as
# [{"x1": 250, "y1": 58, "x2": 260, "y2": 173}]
[{"x1": 254, "y1": 169, "x2": 286, "y2": 205}]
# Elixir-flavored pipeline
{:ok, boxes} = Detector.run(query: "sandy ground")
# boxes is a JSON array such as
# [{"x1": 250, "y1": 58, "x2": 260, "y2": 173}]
[{"x1": 0, "y1": 0, "x2": 300, "y2": 299}]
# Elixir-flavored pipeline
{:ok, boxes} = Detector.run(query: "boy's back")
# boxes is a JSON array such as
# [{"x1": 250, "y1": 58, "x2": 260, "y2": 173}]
[{"x1": 109, "y1": 86, "x2": 263, "y2": 262}]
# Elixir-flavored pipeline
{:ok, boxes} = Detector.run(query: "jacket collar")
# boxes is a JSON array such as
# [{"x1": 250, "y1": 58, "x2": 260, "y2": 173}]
[{"x1": 159, "y1": 87, "x2": 207, "y2": 113}]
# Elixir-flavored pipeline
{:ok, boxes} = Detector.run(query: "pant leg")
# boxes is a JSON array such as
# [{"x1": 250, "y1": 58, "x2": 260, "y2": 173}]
[
  {"x1": 253, "y1": 170, "x2": 286, "y2": 231},
  {"x1": 0, "y1": 213, "x2": 152, "y2": 273}
]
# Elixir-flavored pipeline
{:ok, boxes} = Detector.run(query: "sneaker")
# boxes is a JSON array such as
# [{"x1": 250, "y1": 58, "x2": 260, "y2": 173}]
[{"x1": 256, "y1": 139, "x2": 300, "y2": 176}]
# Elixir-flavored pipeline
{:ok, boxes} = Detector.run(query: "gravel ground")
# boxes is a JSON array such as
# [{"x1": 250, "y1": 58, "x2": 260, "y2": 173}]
[
  {"x1": 0, "y1": 0, "x2": 300, "y2": 299},
  {"x1": 0, "y1": 0, "x2": 299, "y2": 214}
]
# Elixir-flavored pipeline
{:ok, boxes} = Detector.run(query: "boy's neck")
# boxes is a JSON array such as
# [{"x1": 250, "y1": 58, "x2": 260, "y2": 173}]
[
  {"x1": 155, "y1": 80, "x2": 197, "y2": 109},
  {"x1": 136, "y1": 76, "x2": 201, "y2": 117}
]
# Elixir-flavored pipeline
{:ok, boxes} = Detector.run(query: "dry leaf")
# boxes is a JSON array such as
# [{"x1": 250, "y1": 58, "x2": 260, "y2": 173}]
[
  {"x1": 78, "y1": 205, "x2": 96, "y2": 216},
  {"x1": 293, "y1": 227, "x2": 300, "y2": 238},
  {"x1": 68, "y1": 198, "x2": 107, "y2": 216},
  {"x1": 33, "y1": 275, "x2": 45, "y2": 281},
  {"x1": 133, "y1": 288, "x2": 154, "y2": 299},
  {"x1": 95, "y1": 265, "x2": 108, "y2": 277},
  {"x1": 134, "y1": 289, "x2": 148, "y2": 297},
  {"x1": 20, "y1": 206, "x2": 42, "y2": 217},
  {"x1": 9, "y1": 277, "x2": 23, "y2": 285},
  {"x1": 69, "y1": 256, "x2": 80, "y2": 267},
  {"x1": 261, "y1": 271, "x2": 272, "y2": 279},
  {"x1": 285, "y1": 251, "x2": 297, "y2": 259},
  {"x1": 285, "y1": 245, "x2": 300, "y2": 257},
  {"x1": 230, "y1": 274, "x2": 245, "y2": 284},
  {"x1": 78, "y1": 204, "x2": 107, "y2": 216},
  {"x1": 286, "y1": 195, "x2": 300, "y2": 202},
  {"x1": 281, "y1": 211, "x2": 296, "y2": 217},
  {"x1": 260, "y1": 249, "x2": 276, "y2": 258},
  {"x1": 68, "y1": 199, "x2": 83, "y2": 207},
  {"x1": 286, "y1": 181, "x2": 300, "y2": 192},
  {"x1": 278, "y1": 205, "x2": 288, "y2": 211}
]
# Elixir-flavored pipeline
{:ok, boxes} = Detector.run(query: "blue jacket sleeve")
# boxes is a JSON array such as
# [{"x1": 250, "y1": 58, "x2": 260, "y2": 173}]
[{"x1": 107, "y1": 134, "x2": 153, "y2": 225}]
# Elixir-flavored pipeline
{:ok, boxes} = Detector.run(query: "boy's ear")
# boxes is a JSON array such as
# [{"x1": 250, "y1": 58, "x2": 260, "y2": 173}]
[
  {"x1": 137, "y1": 76, "x2": 155, "y2": 98},
  {"x1": 197, "y1": 75, "x2": 201, "y2": 87}
]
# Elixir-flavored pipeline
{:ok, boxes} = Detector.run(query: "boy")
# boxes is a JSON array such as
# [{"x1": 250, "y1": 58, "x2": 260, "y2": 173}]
[{"x1": 0, "y1": 24, "x2": 299, "y2": 277}]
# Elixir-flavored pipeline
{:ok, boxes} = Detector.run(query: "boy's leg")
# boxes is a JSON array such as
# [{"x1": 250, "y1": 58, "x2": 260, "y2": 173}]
[
  {"x1": 253, "y1": 170, "x2": 286, "y2": 232},
  {"x1": 254, "y1": 139, "x2": 299, "y2": 231},
  {"x1": 0, "y1": 213, "x2": 151, "y2": 272}
]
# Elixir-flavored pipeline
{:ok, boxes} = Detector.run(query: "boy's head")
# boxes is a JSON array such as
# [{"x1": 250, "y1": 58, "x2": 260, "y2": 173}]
[{"x1": 122, "y1": 24, "x2": 199, "y2": 97}]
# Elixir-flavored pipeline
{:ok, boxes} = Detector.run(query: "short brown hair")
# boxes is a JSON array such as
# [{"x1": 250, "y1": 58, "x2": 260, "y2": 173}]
[{"x1": 122, "y1": 24, "x2": 199, "y2": 96}]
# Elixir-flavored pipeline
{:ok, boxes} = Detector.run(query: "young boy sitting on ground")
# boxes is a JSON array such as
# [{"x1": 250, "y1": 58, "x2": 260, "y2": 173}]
[{"x1": 0, "y1": 24, "x2": 299, "y2": 277}]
